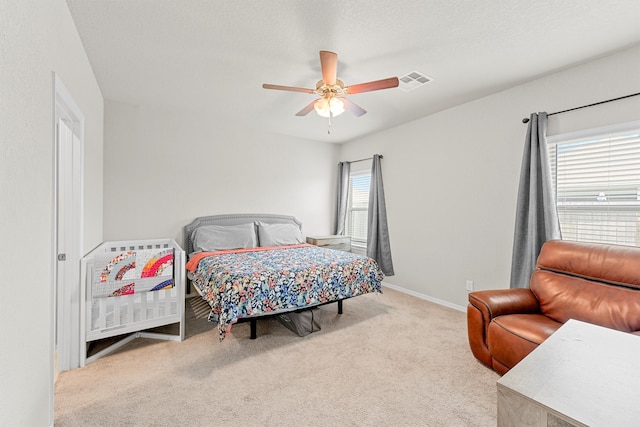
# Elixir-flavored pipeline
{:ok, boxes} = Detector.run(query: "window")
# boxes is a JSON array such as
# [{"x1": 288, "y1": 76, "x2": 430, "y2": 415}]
[
  {"x1": 548, "y1": 122, "x2": 640, "y2": 246},
  {"x1": 346, "y1": 171, "x2": 371, "y2": 247}
]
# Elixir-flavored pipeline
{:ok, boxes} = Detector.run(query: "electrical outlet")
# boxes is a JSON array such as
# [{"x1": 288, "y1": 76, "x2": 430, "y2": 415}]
[{"x1": 466, "y1": 280, "x2": 474, "y2": 291}]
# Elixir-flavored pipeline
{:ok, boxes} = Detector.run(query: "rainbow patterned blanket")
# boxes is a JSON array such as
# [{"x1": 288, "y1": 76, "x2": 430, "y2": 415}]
[
  {"x1": 93, "y1": 248, "x2": 174, "y2": 298},
  {"x1": 189, "y1": 244, "x2": 383, "y2": 340}
]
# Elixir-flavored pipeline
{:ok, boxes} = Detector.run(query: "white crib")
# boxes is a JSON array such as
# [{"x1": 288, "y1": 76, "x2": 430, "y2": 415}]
[{"x1": 80, "y1": 238, "x2": 185, "y2": 366}]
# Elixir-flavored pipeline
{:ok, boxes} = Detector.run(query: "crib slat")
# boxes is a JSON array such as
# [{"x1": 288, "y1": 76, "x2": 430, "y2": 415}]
[
  {"x1": 153, "y1": 291, "x2": 160, "y2": 318},
  {"x1": 140, "y1": 293, "x2": 147, "y2": 321},
  {"x1": 165, "y1": 290, "x2": 172, "y2": 316},
  {"x1": 114, "y1": 296, "x2": 121, "y2": 327},
  {"x1": 99, "y1": 298, "x2": 107, "y2": 330},
  {"x1": 164, "y1": 290, "x2": 171, "y2": 316},
  {"x1": 127, "y1": 294, "x2": 134, "y2": 324}
]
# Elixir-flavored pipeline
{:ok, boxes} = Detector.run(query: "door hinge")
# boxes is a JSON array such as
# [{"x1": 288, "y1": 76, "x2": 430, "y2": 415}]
[{"x1": 57, "y1": 253, "x2": 67, "y2": 261}]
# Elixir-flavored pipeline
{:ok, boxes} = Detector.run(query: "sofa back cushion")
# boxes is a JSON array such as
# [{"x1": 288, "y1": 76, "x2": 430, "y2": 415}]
[
  {"x1": 530, "y1": 270, "x2": 640, "y2": 332},
  {"x1": 530, "y1": 240, "x2": 640, "y2": 332},
  {"x1": 536, "y1": 240, "x2": 640, "y2": 289}
]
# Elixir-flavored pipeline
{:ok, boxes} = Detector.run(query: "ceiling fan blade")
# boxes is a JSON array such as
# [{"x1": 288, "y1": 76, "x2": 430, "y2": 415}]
[
  {"x1": 319, "y1": 50, "x2": 338, "y2": 86},
  {"x1": 345, "y1": 77, "x2": 399, "y2": 94},
  {"x1": 295, "y1": 100, "x2": 318, "y2": 116},
  {"x1": 262, "y1": 83, "x2": 315, "y2": 94},
  {"x1": 342, "y1": 98, "x2": 367, "y2": 117}
]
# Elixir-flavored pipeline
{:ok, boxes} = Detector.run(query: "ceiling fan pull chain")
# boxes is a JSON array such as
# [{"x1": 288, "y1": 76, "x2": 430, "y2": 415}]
[{"x1": 328, "y1": 112, "x2": 332, "y2": 134}]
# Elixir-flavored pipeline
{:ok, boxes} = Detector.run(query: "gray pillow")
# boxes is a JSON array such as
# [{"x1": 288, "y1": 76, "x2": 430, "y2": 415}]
[
  {"x1": 256, "y1": 221, "x2": 304, "y2": 247},
  {"x1": 192, "y1": 223, "x2": 257, "y2": 252}
]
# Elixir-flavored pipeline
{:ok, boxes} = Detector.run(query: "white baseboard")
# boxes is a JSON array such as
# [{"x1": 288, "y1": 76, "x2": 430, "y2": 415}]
[{"x1": 381, "y1": 282, "x2": 466, "y2": 313}]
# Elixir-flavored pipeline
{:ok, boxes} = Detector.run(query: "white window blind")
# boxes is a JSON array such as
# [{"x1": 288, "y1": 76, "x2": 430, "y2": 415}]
[
  {"x1": 346, "y1": 171, "x2": 371, "y2": 245},
  {"x1": 548, "y1": 122, "x2": 640, "y2": 246}
]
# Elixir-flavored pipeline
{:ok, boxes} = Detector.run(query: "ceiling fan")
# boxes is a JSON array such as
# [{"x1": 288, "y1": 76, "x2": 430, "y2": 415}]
[{"x1": 262, "y1": 51, "x2": 399, "y2": 121}]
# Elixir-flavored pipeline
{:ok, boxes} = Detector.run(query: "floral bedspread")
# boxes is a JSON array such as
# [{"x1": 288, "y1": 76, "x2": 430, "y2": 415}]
[{"x1": 189, "y1": 244, "x2": 384, "y2": 340}]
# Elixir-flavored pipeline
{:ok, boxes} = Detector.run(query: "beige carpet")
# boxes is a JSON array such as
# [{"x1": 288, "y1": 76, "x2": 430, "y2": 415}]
[{"x1": 55, "y1": 287, "x2": 499, "y2": 426}]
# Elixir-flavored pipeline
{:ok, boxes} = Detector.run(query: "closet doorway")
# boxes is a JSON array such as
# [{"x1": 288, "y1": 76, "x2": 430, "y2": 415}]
[{"x1": 53, "y1": 74, "x2": 84, "y2": 373}]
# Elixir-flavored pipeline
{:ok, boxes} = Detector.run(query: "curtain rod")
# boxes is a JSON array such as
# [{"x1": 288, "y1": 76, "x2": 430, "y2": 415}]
[
  {"x1": 521, "y1": 92, "x2": 640, "y2": 123},
  {"x1": 339, "y1": 155, "x2": 383, "y2": 164}
]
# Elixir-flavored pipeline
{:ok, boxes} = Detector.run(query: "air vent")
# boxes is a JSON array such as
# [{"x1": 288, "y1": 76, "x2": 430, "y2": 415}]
[{"x1": 399, "y1": 70, "x2": 432, "y2": 92}]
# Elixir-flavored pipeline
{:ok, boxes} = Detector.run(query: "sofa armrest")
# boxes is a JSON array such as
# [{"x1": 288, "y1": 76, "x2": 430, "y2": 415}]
[
  {"x1": 467, "y1": 288, "x2": 540, "y2": 369},
  {"x1": 468, "y1": 288, "x2": 540, "y2": 322}
]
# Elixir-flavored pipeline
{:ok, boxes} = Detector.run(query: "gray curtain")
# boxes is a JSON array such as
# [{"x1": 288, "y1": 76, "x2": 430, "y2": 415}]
[
  {"x1": 334, "y1": 161, "x2": 350, "y2": 235},
  {"x1": 510, "y1": 112, "x2": 561, "y2": 288},
  {"x1": 367, "y1": 154, "x2": 394, "y2": 276}
]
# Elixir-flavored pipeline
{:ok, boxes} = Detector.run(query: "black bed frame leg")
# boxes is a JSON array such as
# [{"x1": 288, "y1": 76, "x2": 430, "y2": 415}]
[
  {"x1": 338, "y1": 300, "x2": 343, "y2": 315},
  {"x1": 250, "y1": 319, "x2": 257, "y2": 339}
]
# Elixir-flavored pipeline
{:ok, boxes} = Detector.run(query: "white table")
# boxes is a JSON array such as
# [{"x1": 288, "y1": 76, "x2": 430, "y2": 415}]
[
  {"x1": 497, "y1": 319, "x2": 640, "y2": 427},
  {"x1": 306, "y1": 235, "x2": 351, "y2": 251}
]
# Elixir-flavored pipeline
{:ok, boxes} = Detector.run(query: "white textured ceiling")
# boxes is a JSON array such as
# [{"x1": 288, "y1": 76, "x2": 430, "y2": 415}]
[{"x1": 66, "y1": 0, "x2": 640, "y2": 143}]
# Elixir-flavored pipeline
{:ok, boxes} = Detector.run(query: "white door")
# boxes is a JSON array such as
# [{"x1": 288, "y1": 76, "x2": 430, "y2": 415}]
[{"x1": 55, "y1": 118, "x2": 82, "y2": 371}]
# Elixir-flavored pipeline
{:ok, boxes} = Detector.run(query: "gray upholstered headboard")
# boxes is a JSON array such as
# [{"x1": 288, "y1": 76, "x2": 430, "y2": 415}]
[{"x1": 183, "y1": 213, "x2": 303, "y2": 255}]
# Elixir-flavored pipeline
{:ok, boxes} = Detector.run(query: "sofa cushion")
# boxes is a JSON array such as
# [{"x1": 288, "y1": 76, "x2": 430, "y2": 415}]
[
  {"x1": 488, "y1": 314, "x2": 562, "y2": 371},
  {"x1": 536, "y1": 240, "x2": 640, "y2": 290},
  {"x1": 530, "y1": 270, "x2": 640, "y2": 332}
]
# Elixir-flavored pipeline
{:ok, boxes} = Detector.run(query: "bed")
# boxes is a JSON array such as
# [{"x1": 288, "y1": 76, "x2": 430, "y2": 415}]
[{"x1": 184, "y1": 214, "x2": 384, "y2": 340}]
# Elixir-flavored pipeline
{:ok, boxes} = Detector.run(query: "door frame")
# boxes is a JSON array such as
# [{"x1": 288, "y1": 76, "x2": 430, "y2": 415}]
[{"x1": 52, "y1": 72, "x2": 85, "y2": 383}]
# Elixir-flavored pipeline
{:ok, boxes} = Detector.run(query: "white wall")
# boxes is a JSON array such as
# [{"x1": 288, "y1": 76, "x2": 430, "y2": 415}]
[
  {"x1": 0, "y1": 1, "x2": 103, "y2": 425},
  {"x1": 339, "y1": 45, "x2": 640, "y2": 309},
  {"x1": 103, "y1": 100, "x2": 338, "y2": 246}
]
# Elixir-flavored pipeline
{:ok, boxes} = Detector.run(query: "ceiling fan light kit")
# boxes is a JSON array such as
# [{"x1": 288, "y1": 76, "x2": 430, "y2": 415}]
[
  {"x1": 314, "y1": 97, "x2": 345, "y2": 117},
  {"x1": 263, "y1": 50, "x2": 399, "y2": 132}
]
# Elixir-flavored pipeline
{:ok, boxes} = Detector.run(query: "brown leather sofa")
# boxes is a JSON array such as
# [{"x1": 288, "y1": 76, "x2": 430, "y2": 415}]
[{"x1": 467, "y1": 240, "x2": 640, "y2": 375}]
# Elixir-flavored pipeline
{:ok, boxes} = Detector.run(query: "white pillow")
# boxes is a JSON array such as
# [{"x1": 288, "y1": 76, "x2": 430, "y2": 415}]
[
  {"x1": 256, "y1": 222, "x2": 304, "y2": 247},
  {"x1": 192, "y1": 223, "x2": 257, "y2": 252}
]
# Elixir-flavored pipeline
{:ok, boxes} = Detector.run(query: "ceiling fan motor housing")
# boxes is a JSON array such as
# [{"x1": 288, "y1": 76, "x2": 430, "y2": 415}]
[{"x1": 316, "y1": 79, "x2": 345, "y2": 98}]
